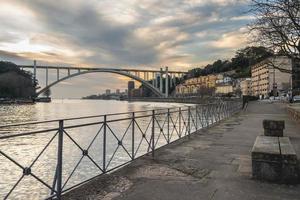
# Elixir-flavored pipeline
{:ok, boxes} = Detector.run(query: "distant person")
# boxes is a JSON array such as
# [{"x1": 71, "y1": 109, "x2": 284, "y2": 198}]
[{"x1": 242, "y1": 96, "x2": 249, "y2": 109}]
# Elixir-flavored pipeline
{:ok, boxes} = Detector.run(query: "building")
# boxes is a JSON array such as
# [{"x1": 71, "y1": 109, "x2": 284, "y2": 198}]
[
  {"x1": 116, "y1": 89, "x2": 120, "y2": 94},
  {"x1": 251, "y1": 56, "x2": 292, "y2": 98},
  {"x1": 215, "y1": 84, "x2": 234, "y2": 95},
  {"x1": 128, "y1": 81, "x2": 135, "y2": 98},
  {"x1": 130, "y1": 88, "x2": 143, "y2": 97},
  {"x1": 240, "y1": 78, "x2": 252, "y2": 96},
  {"x1": 216, "y1": 75, "x2": 232, "y2": 84},
  {"x1": 105, "y1": 89, "x2": 111, "y2": 95},
  {"x1": 175, "y1": 74, "x2": 217, "y2": 95}
]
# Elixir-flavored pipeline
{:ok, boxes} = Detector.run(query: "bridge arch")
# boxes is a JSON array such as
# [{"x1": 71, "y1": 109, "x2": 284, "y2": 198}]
[{"x1": 36, "y1": 69, "x2": 164, "y2": 97}]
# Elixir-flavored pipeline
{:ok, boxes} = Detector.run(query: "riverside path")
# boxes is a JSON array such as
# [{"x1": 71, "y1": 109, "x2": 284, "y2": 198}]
[{"x1": 63, "y1": 101, "x2": 300, "y2": 200}]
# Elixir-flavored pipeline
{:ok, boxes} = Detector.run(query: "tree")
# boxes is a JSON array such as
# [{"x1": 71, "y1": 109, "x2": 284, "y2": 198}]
[
  {"x1": 188, "y1": 46, "x2": 273, "y2": 79},
  {"x1": 249, "y1": 0, "x2": 300, "y2": 59},
  {"x1": 249, "y1": 1, "x2": 300, "y2": 94},
  {"x1": 0, "y1": 61, "x2": 36, "y2": 98}
]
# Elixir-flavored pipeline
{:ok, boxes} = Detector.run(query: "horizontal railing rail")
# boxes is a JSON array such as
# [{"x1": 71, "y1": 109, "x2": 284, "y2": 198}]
[{"x1": 0, "y1": 101, "x2": 242, "y2": 199}]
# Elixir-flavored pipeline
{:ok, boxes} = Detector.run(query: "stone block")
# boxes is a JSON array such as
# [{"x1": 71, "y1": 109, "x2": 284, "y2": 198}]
[
  {"x1": 279, "y1": 137, "x2": 297, "y2": 164},
  {"x1": 281, "y1": 163, "x2": 299, "y2": 184},
  {"x1": 252, "y1": 136, "x2": 281, "y2": 181},
  {"x1": 252, "y1": 160, "x2": 282, "y2": 181},
  {"x1": 263, "y1": 120, "x2": 285, "y2": 137},
  {"x1": 251, "y1": 136, "x2": 299, "y2": 184},
  {"x1": 279, "y1": 137, "x2": 299, "y2": 183},
  {"x1": 263, "y1": 120, "x2": 285, "y2": 130},
  {"x1": 264, "y1": 129, "x2": 283, "y2": 137}
]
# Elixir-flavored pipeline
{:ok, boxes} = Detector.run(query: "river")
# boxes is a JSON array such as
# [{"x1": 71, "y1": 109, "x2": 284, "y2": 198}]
[
  {"x1": 0, "y1": 99, "x2": 187, "y2": 126},
  {"x1": 0, "y1": 99, "x2": 191, "y2": 199}
]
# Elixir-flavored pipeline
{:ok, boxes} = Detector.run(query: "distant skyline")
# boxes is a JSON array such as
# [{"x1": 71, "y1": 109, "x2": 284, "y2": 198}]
[{"x1": 0, "y1": 0, "x2": 252, "y2": 98}]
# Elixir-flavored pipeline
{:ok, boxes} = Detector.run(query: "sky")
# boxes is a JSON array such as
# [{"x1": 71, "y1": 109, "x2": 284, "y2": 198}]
[{"x1": 0, "y1": 0, "x2": 253, "y2": 98}]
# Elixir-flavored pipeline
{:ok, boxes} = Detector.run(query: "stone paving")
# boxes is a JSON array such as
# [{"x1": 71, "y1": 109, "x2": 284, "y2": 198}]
[{"x1": 63, "y1": 101, "x2": 300, "y2": 200}]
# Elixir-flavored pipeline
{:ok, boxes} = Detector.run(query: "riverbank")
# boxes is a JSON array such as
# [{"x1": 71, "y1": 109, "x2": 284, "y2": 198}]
[
  {"x1": 0, "y1": 97, "x2": 51, "y2": 105},
  {"x1": 0, "y1": 98, "x2": 34, "y2": 105},
  {"x1": 63, "y1": 101, "x2": 300, "y2": 200},
  {"x1": 128, "y1": 97, "x2": 239, "y2": 104}
]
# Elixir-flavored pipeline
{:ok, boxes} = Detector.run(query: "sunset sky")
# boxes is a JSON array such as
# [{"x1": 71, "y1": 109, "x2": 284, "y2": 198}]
[{"x1": 0, "y1": 0, "x2": 252, "y2": 98}]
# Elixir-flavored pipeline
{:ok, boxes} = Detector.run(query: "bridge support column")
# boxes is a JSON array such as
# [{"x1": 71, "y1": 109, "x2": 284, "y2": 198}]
[
  {"x1": 154, "y1": 73, "x2": 157, "y2": 88},
  {"x1": 165, "y1": 66, "x2": 169, "y2": 98},
  {"x1": 46, "y1": 67, "x2": 48, "y2": 86},
  {"x1": 173, "y1": 74, "x2": 176, "y2": 87},
  {"x1": 160, "y1": 68, "x2": 163, "y2": 94},
  {"x1": 33, "y1": 60, "x2": 37, "y2": 85},
  {"x1": 169, "y1": 74, "x2": 172, "y2": 89},
  {"x1": 153, "y1": 72, "x2": 156, "y2": 87},
  {"x1": 56, "y1": 69, "x2": 59, "y2": 81}
]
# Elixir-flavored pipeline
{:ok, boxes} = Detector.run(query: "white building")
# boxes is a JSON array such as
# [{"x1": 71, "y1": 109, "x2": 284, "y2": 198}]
[{"x1": 251, "y1": 56, "x2": 292, "y2": 98}]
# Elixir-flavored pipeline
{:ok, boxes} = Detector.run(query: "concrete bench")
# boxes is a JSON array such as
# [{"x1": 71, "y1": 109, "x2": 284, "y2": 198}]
[
  {"x1": 263, "y1": 120, "x2": 285, "y2": 137},
  {"x1": 252, "y1": 136, "x2": 298, "y2": 184}
]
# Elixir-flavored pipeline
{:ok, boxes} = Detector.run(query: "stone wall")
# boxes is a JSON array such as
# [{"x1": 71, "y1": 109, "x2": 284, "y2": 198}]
[{"x1": 287, "y1": 106, "x2": 300, "y2": 122}]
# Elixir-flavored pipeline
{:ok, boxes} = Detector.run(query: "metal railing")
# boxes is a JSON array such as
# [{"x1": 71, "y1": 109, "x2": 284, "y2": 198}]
[{"x1": 0, "y1": 101, "x2": 242, "y2": 199}]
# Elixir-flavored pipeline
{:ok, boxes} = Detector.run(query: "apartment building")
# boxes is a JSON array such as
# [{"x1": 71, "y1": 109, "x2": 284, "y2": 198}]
[
  {"x1": 251, "y1": 56, "x2": 292, "y2": 98},
  {"x1": 175, "y1": 74, "x2": 217, "y2": 95},
  {"x1": 240, "y1": 78, "x2": 252, "y2": 96},
  {"x1": 215, "y1": 84, "x2": 233, "y2": 95}
]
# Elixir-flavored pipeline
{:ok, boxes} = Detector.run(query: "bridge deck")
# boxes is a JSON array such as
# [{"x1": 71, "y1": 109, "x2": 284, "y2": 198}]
[
  {"x1": 63, "y1": 101, "x2": 300, "y2": 200},
  {"x1": 20, "y1": 65, "x2": 187, "y2": 74}
]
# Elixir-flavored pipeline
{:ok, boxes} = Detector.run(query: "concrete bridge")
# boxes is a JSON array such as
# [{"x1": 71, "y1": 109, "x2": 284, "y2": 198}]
[{"x1": 20, "y1": 61, "x2": 188, "y2": 97}]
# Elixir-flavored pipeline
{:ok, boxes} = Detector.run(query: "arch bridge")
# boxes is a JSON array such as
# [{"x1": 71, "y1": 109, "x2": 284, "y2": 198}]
[{"x1": 20, "y1": 61, "x2": 187, "y2": 98}]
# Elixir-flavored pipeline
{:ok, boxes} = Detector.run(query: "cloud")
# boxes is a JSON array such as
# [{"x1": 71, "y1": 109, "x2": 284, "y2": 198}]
[
  {"x1": 0, "y1": 0, "x2": 252, "y2": 97},
  {"x1": 1, "y1": 0, "x2": 251, "y2": 67},
  {"x1": 209, "y1": 28, "x2": 248, "y2": 49}
]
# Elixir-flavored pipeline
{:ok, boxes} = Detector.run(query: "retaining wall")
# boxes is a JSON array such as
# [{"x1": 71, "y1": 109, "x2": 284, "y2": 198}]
[{"x1": 287, "y1": 105, "x2": 300, "y2": 122}]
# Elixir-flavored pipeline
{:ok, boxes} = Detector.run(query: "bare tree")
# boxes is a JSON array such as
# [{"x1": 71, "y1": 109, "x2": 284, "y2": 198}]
[
  {"x1": 249, "y1": 0, "x2": 300, "y2": 95},
  {"x1": 249, "y1": 0, "x2": 300, "y2": 59}
]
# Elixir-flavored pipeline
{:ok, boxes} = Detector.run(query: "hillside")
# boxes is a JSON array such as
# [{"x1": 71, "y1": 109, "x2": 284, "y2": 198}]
[
  {"x1": 187, "y1": 46, "x2": 274, "y2": 79},
  {"x1": 0, "y1": 61, "x2": 36, "y2": 98}
]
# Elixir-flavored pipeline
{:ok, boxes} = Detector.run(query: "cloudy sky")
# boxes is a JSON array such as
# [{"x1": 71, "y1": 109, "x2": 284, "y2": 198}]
[{"x1": 0, "y1": 0, "x2": 252, "y2": 98}]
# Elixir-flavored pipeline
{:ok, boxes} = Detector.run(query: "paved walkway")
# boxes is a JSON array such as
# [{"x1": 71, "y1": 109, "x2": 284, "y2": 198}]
[{"x1": 64, "y1": 101, "x2": 300, "y2": 200}]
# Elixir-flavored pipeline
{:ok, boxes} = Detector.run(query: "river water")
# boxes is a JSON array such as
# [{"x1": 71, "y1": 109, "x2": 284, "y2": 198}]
[{"x1": 0, "y1": 99, "x2": 192, "y2": 199}]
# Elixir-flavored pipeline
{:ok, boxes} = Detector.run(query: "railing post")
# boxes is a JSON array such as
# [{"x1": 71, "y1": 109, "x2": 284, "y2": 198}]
[
  {"x1": 198, "y1": 105, "x2": 203, "y2": 128},
  {"x1": 211, "y1": 104, "x2": 214, "y2": 124},
  {"x1": 206, "y1": 105, "x2": 209, "y2": 128},
  {"x1": 221, "y1": 103, "x2": 223, "y2": 120},
  {"x1": 188, "y1": 106, "x2": 191, "y2": 138},
  {"x1": 57, "y1": 120, "x2": 64, "y2": 199},
  {"x1": 223, "y1": 102, "x2": 226, "y2": 119},
  {"x1": 217, "y1": 103, "x2": 222, "y2": 121},
  {"x1": 179, "y1": 107, "x2": 181, "y2": 138},
  {"x1": 132, "y1": 112, "x2": 135, "y2": 160},
  {"x1": 209, "y1": 104, "x2": 212, "y2": 126},
  {"x1": 151, "y1": 110, "x2": 155, "y2": 158},
  {"x1": 195, "y1": 106, "x2": 198, "y2": 130},
  {"x1": 211, "y1": 105, "x2": 214, "y2": 124},
  {"x1": 167, "y1": 108, "x2": 170, "y2": 143},
  {"x1": 227, "y1": 102, "x2": 230, "y2": 117},
  {"x1": 103, "y1": 115, "x2": 107, "y2": 173}
]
